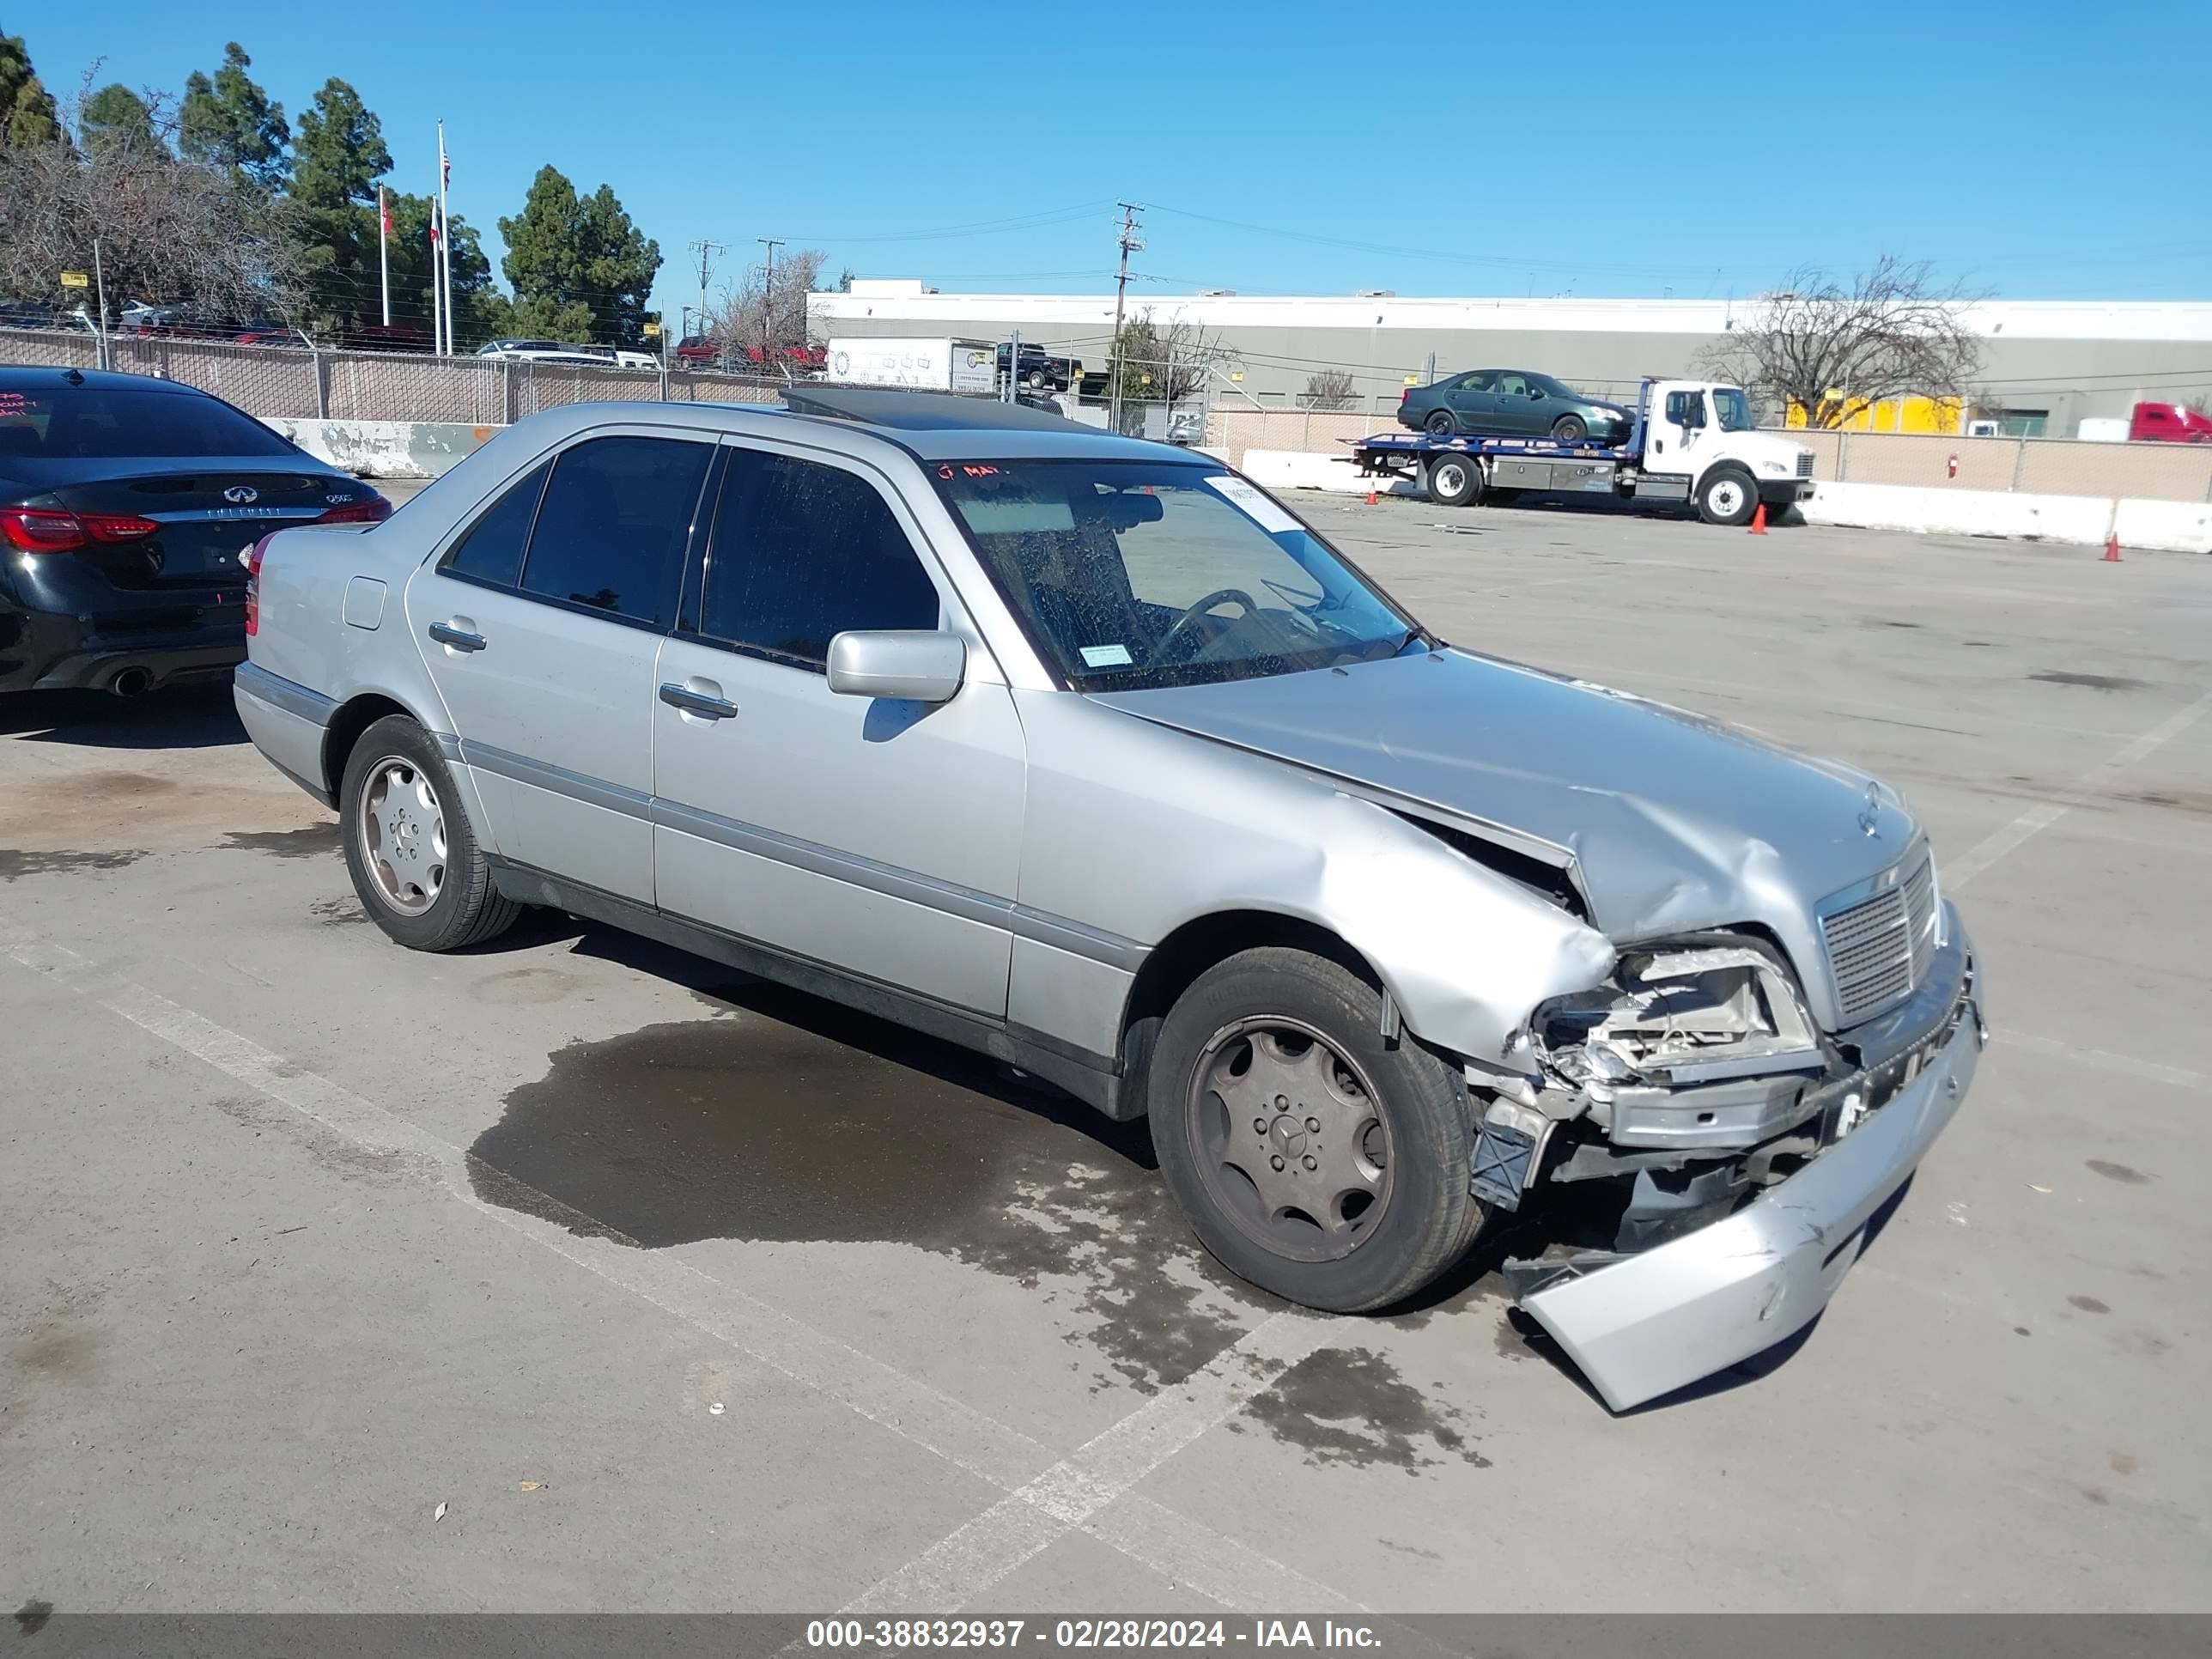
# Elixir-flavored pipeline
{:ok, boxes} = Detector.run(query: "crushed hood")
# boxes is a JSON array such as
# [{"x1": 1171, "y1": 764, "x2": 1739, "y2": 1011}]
[{"x1": 1091, "y1": 648, "x2": 1917, "y2": 942}]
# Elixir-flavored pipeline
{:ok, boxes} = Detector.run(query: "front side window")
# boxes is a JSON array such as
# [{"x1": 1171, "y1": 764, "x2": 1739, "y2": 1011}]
[
  {"x1": 516, "y1": 435, "x2": 711, "y2": 627},
  {"x1": 700, "y1": 448, "x2": 941, "y2": 667},
  {"x1": 1712, "y1": 388, "x2": 1759, "y2": 431},
  {"x1": 933, "y1": 460, "x2": 1425, "y2": 691},
  {"x1": 441, "y1": 459, "x2": 550, "y2": 586}
]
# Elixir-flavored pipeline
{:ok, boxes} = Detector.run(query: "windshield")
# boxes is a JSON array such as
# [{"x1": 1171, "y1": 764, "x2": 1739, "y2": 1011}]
[
  {"x1": 1712, "y1": 387, "x2": 1759, "y2": 432},
  {"x1": 933, "y1": 459, "x2": 1429, "y2": 690},
  {"x1": 0, "y1": 386, "x2": 296, "y2": 459}
]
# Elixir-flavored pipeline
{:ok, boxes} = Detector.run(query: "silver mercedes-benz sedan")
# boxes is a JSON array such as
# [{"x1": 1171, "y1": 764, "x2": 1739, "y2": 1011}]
[{"x1": 234, "y1": 387, "x2": 1982, "y2": 1410}]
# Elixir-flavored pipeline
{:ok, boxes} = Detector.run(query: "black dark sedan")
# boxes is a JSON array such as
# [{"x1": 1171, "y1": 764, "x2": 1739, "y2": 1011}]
[
  {"x1": 0, "y1": 368, "x2": 389, "y2": 697},
  {"x1": 1397, "y1": 368, "x2": 1632, "y2": 444}
]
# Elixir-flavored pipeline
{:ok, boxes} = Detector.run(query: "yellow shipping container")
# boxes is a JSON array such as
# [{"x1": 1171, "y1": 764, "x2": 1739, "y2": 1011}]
[{"x1": 1785, "y1": 393, "x2": 1965, "y2": 434}]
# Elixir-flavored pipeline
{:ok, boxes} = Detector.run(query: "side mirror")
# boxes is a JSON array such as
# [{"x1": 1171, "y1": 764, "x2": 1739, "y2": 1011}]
[
  {"x1": 1528, "y1": 387, "x2": 1545, "y2": 399},
  {"x1": 826, "y1": 630, "x2": 966, "y2": 704}
]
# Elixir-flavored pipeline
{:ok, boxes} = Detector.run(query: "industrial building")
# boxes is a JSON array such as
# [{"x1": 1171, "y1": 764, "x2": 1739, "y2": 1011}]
[{"x1": 809, "y1": 281, "x2": 2212, "y2": 439}]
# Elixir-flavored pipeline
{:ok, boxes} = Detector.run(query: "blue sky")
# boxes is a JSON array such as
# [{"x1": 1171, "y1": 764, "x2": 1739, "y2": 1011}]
[{"x1": 17, "y1": 0, "x2": 2209, "y2": 319}]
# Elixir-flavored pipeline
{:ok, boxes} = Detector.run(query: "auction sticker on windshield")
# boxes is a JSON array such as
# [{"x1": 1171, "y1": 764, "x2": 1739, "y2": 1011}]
[{"x1": 1203, "y1": 475, "x2": 1303, "y2": 536}]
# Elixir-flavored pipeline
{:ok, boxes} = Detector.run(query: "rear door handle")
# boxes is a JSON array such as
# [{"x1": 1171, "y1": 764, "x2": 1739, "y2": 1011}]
[
  {"x1": 428, "y1": 621, "x2": 487, "y2": 653},
  {"x1": 659, "y1": 682, "x2": 738, "y2": 720}
]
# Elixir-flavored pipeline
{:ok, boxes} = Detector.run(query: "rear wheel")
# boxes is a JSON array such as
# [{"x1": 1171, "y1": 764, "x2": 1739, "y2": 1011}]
[
  {"x1": 1550, "y1": 414, "x2": 1587, "y2": 442},
  {"x1": 339, "y1": 714, "x2": 520, "y2": 952},
  {"x1": 1425, "y1": 452, "x2": 1482, "y2": 507},
  {"x1": 1695, "y1": 465, "x2": 1759, "y2": 526},
  {"x1": 1424, "y1": 409, "x2": 1456, "y2": 436},
  {"x1": 1150, "y1": 948, "x2": 1486, "y2": 1313}
]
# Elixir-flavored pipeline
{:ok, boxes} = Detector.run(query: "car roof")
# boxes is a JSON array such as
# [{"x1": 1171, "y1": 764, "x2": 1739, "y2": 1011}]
[
  {"x1": 0, "y1": 365, "x2": 210, "y2": 396},
  {"x1": 508, "y1": 388, "x2": 1190, "y2": 465}
]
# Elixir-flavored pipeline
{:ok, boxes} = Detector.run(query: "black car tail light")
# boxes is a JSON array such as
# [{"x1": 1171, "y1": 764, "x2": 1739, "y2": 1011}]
[
  {"x1": 0, "y1": 507, "x2": 160, "y2": 551},
  {"x1": 318, "y1": 493, "x2": 393, "y2": 525}
]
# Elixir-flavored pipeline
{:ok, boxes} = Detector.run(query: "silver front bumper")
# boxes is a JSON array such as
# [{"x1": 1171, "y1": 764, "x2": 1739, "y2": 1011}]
[{"x1": 1521, "y1": 956, "x2": 1984, "y2": 1412}]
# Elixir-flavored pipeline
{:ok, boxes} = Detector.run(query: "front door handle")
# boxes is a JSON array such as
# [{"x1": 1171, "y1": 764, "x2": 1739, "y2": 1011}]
[
  {"x1": 428, "y1": 621, "x2": 487, "y2": 653},
  {"x1": 659, "y1": 682, "x2": 738, "y2": 720}
]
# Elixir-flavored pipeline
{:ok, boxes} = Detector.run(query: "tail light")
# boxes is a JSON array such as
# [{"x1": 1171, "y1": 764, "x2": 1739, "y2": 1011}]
[
  {"x1": 319, "y1": 493, "x2": 392, "y2": 525},
  {"x1": 243, "y1": 533, "x2": 274, "y2": 636},
  {"x1": 0, "y1": 506, "x2": 161, "y2": 551},
  {"x1": 1400, "y1": 387, "x2": 1412, "y2": 404}
]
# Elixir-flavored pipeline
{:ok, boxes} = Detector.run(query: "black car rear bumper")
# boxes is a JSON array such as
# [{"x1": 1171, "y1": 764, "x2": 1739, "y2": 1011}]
[{"x1": 1, "y1": 601, "x2": 246, "y2": 694}]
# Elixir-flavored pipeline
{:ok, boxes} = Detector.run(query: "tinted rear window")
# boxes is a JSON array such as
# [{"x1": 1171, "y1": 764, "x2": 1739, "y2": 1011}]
[{"x1": 0, "y1": 386, "x2": 296, "y2": 460}]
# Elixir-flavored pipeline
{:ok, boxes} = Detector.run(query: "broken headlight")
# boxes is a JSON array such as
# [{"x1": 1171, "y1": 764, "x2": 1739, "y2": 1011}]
[{"x1": 1534, "y1": 939, "x2": 1823, "y2": 1093}]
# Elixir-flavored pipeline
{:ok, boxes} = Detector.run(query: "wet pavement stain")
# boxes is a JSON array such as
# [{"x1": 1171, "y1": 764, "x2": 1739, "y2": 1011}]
[
  {"x1": 0, "y1": 847, "x2": 148, "y2": 883},
  {"x1": 1240, "y1": 1346, "x2": 1489, "y2": 1472},
  {"x1": 14, "y1": 1602, "x2": 54, "y2": 1637},
  {"x1": 224, "y1": 823, "x2": 340, "y2": 858},
  {"x1": 2087, "y1": 1158, "x2": 2152, "y2": 1186},
  {"x1": 2068, "y1": 1294, "x2": 2112, "y2": 1315},
  {"x1": 467, "y1": 981, "x2": 1265, "y2": 1391},
  {"x1": 2029, "y1": 671, "x2": 2147, "y2": 692},
  {"x1": 308, "y1": 895, "x2": 369, "y2": 927}
]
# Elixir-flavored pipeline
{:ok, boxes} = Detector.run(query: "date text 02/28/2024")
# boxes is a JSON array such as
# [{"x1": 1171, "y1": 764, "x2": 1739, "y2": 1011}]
[{"x1": 805, "y1": 1620, "x2": 1382, "y2": 1650}]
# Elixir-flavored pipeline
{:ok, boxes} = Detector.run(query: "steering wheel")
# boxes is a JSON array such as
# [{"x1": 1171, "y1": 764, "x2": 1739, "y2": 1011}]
[{"x1": 1153, "y1": 587, "x2": 1260, "y2": 662}]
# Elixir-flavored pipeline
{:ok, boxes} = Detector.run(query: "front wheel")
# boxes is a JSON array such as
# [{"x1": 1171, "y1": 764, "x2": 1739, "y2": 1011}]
[
  {"x1": 1695, "y1": 465, "x2": 1759, "y2": 526},
  {"x1": 1150, "y1": 947, "x2": 1486, "y2": 1313},
  {"x1": 339, "y1": 714, "x2": 520, "y2": 951}
]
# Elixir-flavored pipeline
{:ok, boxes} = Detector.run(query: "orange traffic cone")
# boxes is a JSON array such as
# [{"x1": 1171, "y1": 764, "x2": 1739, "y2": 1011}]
[
  {"x1": 1364, "y1": 489, "x2": 1378, "y2": 506},
  {"x1": 1747, "y1": 502, "x2": 1768, "y2": 535},
  {"x1": 2103, "y1": 532, "x2": 2122, "y2": 562}
]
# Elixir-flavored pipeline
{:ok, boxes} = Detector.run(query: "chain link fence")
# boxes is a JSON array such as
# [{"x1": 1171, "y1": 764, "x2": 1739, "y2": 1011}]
[{"x1": 0, "y1": 326, "x2": 789, "y2": 427}]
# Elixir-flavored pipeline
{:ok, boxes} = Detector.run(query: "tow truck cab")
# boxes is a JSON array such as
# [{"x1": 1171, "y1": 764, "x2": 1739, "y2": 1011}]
[{"x1": 1635, "y1": 380, "x2": 1816, "y2": 524}]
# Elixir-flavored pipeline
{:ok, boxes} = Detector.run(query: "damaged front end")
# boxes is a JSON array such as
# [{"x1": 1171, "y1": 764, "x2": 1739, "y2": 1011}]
[{"x1": 1463, "y1": 906, "x2": 1984, "y2": 1411}]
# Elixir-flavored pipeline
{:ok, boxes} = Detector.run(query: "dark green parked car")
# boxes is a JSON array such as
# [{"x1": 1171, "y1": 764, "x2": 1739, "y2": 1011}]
[{"x1": 1397, "y1": 368, "x2": 1632, "y2": 444}]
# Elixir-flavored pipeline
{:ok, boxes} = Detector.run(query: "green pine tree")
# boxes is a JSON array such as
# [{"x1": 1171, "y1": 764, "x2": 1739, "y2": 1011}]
[
  {"x1": 0, "y1": 30, "x2": 63, "y2": 147},
  {"x1": 179, "y1": 42, "x2": 289, "y2": 190},
  {"x1": 497, "y1": 165, "x2": 661, "y2": 347}
]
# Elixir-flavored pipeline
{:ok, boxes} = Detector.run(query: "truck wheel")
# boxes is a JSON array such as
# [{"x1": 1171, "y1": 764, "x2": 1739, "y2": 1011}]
[
  {"x1": 339, "y1": 714, "x2": 520, "y2": 953},
  {"x1": 1149, "y1": 947, "x2": 1486, "y2": 1313},
  {"x1": 1424, "y1": 410, "x2": 1456, "y2": 436},
  {"x1": 1695, "y1": 465, "x2": 1759, "y2": 526},
  {"x1": 1426, "y1": 453, "x2": 1482, "y2": 507},
  {"x1": 1025, "y1": 368, "x2": 1046, "y2": 389},
  {"x1": 1550, "y1": 414, "x2": 1587, "y2": 442}
]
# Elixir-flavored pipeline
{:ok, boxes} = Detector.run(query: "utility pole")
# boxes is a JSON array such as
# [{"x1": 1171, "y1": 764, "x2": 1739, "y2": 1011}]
[
  {"x1": 757, "y1": 237, "x2": 783, "y2": 374},
  {"x1": 1109, "y1": 202, "x2": 1142, "y2": 433},
  {"x1": 688, "y1": 239, "x2": 726, "y2": 362}
]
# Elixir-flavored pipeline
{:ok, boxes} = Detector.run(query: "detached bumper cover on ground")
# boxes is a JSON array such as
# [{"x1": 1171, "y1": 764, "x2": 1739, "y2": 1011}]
[{"x1": 1522, "y1": 927, "x2": 1984, "y2": 1412}]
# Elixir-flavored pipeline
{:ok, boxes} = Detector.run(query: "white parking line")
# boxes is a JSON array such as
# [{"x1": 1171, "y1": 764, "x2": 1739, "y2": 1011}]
[
  {"x1": 0, "y1": 928, "x2": 1355, "y2": 1613},
  {"x1": 1992, "y1": 1031, "x2": 2202, "y2": 1091},
  {"x1": 842, "y1": 1313, "x2": 1332, "y2": 1613},
  {"x1": 1945, "y1": 688, "x2": 2212, "y2": 890}
]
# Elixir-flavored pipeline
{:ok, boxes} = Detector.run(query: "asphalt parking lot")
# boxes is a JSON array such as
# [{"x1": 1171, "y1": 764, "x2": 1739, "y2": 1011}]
[{"x1": 3, "y1": 495, "x2": 2208, "y2": 1615}]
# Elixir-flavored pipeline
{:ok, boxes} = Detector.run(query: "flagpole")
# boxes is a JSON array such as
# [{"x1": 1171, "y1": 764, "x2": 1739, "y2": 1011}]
[
  {"x1": 428, "y1": 209, "x2": 442, "y2": 357},
  {"x1": 377, "y1": 185, "x2": 391, "y2": 327},
  {"x1": 436, "y1": 122, "x2": 453, "y2": 355}
]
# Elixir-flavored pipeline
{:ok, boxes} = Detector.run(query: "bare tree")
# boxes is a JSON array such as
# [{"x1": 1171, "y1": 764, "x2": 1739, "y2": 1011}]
[
  {"x1": 1298, "y1": 368, "x2": 1357, "y2": 410},
  {"x1": 706, "y1": 246, "x2": 824, "y2": 370},
  {"x1": 1108, "y1": 309, "x2": 1236, "y2": 412},
  {"x1": 1698, "y1": 256, "x2": 1983, "y2": 428},
  {"x1": 0, "y1": 81, "x2": 296, "y2": 322}
]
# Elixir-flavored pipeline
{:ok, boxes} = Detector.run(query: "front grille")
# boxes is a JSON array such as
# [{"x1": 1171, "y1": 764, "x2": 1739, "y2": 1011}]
[
  {"x1": 1795, "y1": 451, "x2": 1816, "y2": 477},
  {"x1": 1821, "y1": 853, "x2": 1939, "y2": 1024}
]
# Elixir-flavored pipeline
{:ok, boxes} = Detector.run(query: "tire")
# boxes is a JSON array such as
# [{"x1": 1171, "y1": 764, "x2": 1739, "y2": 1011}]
[
  {"x1": 1149, "y1": 947, "x2": 1486, "y2": 1313},
  {"x1": 1695, "y1": 465, "x2": 1759, "y2": 526},
  {"x1": 1550, "y1": 414, "x2": 1587, "y2": 442},
  {"x1": 1424, "y1": 409, "x2": 1456, "y2": 436},
  {"x1": 1425, "y1": 452, "x2": 1482, "y2": 507},
  {"x1": 338, "y1": 714, "x2": 520, "y2": 952},
  {"x1": 1024, "y1": 368, "x2": 1046, "y2": 390}
]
